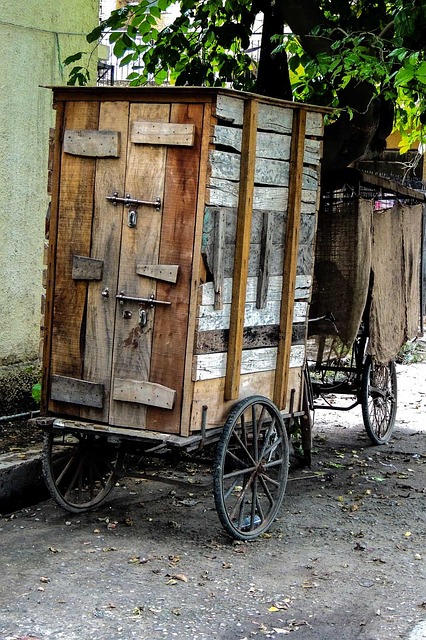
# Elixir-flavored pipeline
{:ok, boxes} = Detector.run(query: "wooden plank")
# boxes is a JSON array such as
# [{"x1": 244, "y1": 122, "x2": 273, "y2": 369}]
[
  {"x1": 209, "y1": 149, "x2": 318, "y2": 188},
  {"x1": 213, "y1": 208, "x2": 226, "y2": 309},
  {"x1": 48, "y1": 100, "x2": 100, "y2": 416},
  {"x1": 257, "y1": 211, "x2": 273, "y2": 308},
  {"x1": 213, "y1": 126, "x2": 291, "y2": 160},
  {"x1": 81, "y1": 101, "x2": 130, "y2": 423},
  {"x1": 110, "y1": 102, "x2": 170, "y2": 428},
  {"x1": 194, "y1": 344, "x2": 305, "y2": 381},
  {"x1": 179, "y1": 101, "x2": 213, "y2": 437},
  {"x1": 202, "y1": 207, "x2": 315, "y2": 249},
  {"x1": 113, "y1": 378, "x2": 176, "y2": 409},
  {"x1": 195, "y1": 322, "x2": 307, "y2": 354},
  {"x1": 207, "y1": 179, "x2": 317, "y2": 210},
  {"x1": 72, "y1": 255, "x2": 104, "y2": 280},
  {"x1": 200, "y1": 275, "x2": 312, "y2": 306},
  {"x1": 131, "y1": 121, "x2": 195, "y2": 146},
  {"x1": 147, "y1": 102, "x2": 204, "y2": 433},
  {"x1": 64, "y1": 129, "x2": 120, "y2": 157},
  {"x1": 136, "y1": 263, "x2": 179, "y2": 283},
  {"x1": 41, "y1": 100, "x2": 65, "y2": 414},
  {"x1": 190, "y1": 367, "x2": 303, "y2": 431},
  {"x1": 51, "y1": 375, "x2": 104, "y2": 408},
  {"x1": 197, "y1": 299, "x2": 308, "y2": 332},
  {"x1": 213, "y1": 125, "x2": 322, "y2": 165},
  {"x1": 225, "y1": 98, "x2": 258, "y2": 400},
  {"x1": 274, "y1": 109, "x2": 307, "y2": 410}
]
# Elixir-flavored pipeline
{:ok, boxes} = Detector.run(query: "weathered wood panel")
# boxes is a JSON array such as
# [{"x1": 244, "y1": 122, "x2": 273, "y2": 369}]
[
  {"x1": 213, "y1": 125, "x2": 322, "y2": 165},
  {"x1": 110, "y1": 102, "x2": 170, "y2": 428},
  {"x1": 225, "y1": 98, "x2": 258, "y2": 400},
  {"x1": 197, "y1": 299, "x2": 307, "y2": 332},
  {"x1": 49, "y1": 100, "x2": 100, "y2": 416},
  {"x1": 64, "y1": 129, "x2": 120, "y2": 157},
  {"x1": 207, "y1": 178, "x2": 317, "y2": 211},
  {"x1": 274, "y1": 109, "x2": 307, "y2": 409},
  {"x1": 147, "y1": 102, "x2": 204, "y2": 433},
  {"x1": 215, "y1": 94, "x2": 324, "y2": 137},
  {"x1": 180, "y1": 101, "x2": 213, "y2": 437},
  {"x1": 190, "y1": 367, "x2": 303, "y2": 431},
  {"x1": 81, "y1": 101, "x2": 130, "y2": 423},
  {"x1": 199, "y1": 275, "x2": 312, "y2": 306},
  {"x1": 257, "y1": 210, "x2": 273, "y2": 308},
  {"x1": 209, "y1": 149, "x2": 319, "y2": 189},
  {"x1": 72, "y1": 255, "x2": 104, "y2": 280},
  {"x1": 195, "y1": 322, "x2": 307, "y2": 354},
  {"x1": 136, "y1": 263, "x2": 179, "y2": 283},
  {"x1": 202, "y1": 206, "x2": 316, "y2": 249},
  {"x1": 193, "y1": 344, "x2": 305, "y2": 381},
  {"x1": 113, "y1": 379, "x2": 176, "y2": 409},
  {"x1": 131, "y1": 121, "x2": 195, "y2": 146},
  {"x1": 51, "y1": 375, "x2": 104, "y2": 408}
]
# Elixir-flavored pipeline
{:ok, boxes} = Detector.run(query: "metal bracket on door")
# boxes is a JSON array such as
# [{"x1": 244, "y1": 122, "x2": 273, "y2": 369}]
[
  {"x1": 106, "y1": 192, "x2": 161, "y2": 211},
  {"x1": 116, "y1": 292, "x2": 171, "y2": 306}
]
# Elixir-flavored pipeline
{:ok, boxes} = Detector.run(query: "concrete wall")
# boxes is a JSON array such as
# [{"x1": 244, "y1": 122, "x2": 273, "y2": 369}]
[{"x1": 0, "y1": 1, "x2": 98, "y2": 370}]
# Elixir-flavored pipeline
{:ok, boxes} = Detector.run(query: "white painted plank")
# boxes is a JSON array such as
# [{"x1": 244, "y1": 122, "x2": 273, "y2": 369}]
[
  {"x1": 197, "y1": 300, "x2": 308, "y2": 331},
  {"x1": 193, "y1": 344, "x2": 306, "y2": 381},
  {"x1": 215, "y1": 94, "x2": 324, "y2": 137},
  {"x1": 200, "y1": 275, "x2": 312, "y2": 306},
  {"x1": 209, "y1": 150, "x2": 319, "y2": 189},
  {"x1": 207, "y1": 179, "x2": 317, "y2": 210}
]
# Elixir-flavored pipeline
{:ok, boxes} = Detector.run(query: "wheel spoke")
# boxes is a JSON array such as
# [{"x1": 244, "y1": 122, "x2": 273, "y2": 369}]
[
  {"x1": 214, "y1": 396, "x2": 289, "y2": 540},
  {"x1": 223, "y1": 464, "x2": 257, "y2": 480}
]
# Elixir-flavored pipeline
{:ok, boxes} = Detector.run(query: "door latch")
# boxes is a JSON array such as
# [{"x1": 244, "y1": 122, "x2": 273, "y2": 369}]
[{"x1": 106, "y1": 192, "x2": 161, "y2": 211}]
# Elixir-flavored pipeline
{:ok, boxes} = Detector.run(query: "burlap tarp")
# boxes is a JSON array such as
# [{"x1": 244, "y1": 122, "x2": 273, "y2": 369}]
[
  {"x1": 309, "y1": 198, "x2": 372, "y2": 346},
  {"x1": 310, "y1": 199, "x2": 422, "y2": 363},
  {"x1": 369, "y1": 203, "x2": 422, "y2": 363}
]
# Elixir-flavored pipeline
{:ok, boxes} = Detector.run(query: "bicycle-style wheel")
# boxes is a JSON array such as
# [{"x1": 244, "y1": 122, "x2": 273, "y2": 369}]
[
  {"x1": 42, "y1": 430, "x2": 124, "y2": 513},
  {"x1": 213, "y1": 396, "x2": 289, "y2": 541},
  {"x1": 361, "y1": 356, "x2": 397, "y2": 444}
]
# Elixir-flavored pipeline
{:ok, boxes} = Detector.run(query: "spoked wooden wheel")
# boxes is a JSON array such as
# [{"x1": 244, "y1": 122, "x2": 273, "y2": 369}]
[
  {"x1": 214, "y1": 396, "x2": 289, "y2": 541},
  {"x1": 361, "y1": 356, "x2": 397, "y2": 445},
  {"x1": 42, "y1": 430, "x2": 124, "y2": 513}
]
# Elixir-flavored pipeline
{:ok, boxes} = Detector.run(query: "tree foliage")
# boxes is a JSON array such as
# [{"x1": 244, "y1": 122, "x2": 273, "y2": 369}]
[{"x1": 65, "y1": 0, "x2": 426, "y2": 184}]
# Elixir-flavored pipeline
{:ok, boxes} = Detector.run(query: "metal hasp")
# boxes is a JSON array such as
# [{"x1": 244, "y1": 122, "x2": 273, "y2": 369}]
[
  {"x1": 106, "y1": 192, "x2": 161, "y2": 210},
  {"x1": 116, "y1": 291, "x2": 171, "y2": 306}
]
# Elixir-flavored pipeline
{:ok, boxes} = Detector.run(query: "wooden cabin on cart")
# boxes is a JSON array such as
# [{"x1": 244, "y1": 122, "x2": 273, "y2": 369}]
[{"x1": 38, "y1": 87, "x2": 329, "y2": 539}]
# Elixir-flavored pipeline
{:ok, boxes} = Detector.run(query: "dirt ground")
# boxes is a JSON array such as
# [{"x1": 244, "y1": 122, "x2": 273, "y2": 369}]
[{"x1": 0, "y1": 362, "x2": 425, "y2": 640}]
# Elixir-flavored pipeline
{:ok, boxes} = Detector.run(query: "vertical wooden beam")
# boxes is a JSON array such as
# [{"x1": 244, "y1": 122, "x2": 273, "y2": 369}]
[
  {"x1": 180, "y1": 100, "x2": 213, "y2": 436},
  {"x1": 41, "y1": 100, "x2": 65, "y2": 414},
  {"x1": 273, "y1": 108, "x2": 307, "y2": 410},
  {"x1": 224, "y1": 99, "x2": 258, "y2": 401}
]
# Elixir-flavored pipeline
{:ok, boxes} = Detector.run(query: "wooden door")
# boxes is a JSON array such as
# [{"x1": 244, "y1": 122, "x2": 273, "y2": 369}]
[{"x1": 48, "y1": 99, "x2": 204, "y2": 433}]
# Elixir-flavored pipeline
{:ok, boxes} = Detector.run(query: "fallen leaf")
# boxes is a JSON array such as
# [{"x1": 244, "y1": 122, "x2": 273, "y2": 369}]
[
  {"x1": 171, "y1": 573, "x2": 188, "y2": 583},
  {"x1": 222, "y1": 562, "x2": 233, "y2": 569},
  {"x1": 268, "y1": 605, "x2": 279, "y2": 612},
  {"x1": 40, "y1": 576, "x2": 50, "y2": 583},
  {"x1": 166, "y1": 578, "x2": 178, "y2": 585},
  {"x1": 404, "y1": 531, "x2": 412, "y2": 538}
]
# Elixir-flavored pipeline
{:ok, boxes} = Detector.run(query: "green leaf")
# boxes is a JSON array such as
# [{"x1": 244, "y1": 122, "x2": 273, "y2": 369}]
[
  {"x1": 63, "y1": 52, "x2": 84, "y2": 65},
  {"x1": 394, "y1": 65, "x2": 415, "y2": 86}
]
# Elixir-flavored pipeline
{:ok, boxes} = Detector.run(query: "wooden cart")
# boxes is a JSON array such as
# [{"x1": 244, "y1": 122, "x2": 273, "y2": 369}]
[{"x1": 37, "y1": 86, "x2": 328, "y2": 540}]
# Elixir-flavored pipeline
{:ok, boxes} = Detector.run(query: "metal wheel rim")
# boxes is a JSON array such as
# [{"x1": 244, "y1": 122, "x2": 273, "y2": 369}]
[
  {"x1": 362, "y1": 358, "x2": 397, "y2": 444},
  {"x1": 43, "y1": 431, "x2": 123, "y2": 512},
  {"x1": 214, "y1": 396, "x2": 289, "y2": 540}
]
